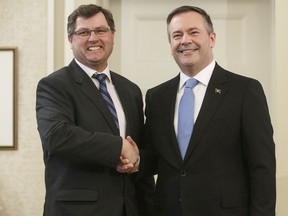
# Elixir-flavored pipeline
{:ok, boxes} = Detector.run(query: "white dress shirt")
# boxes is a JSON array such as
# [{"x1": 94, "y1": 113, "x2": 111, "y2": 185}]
[
  {"x1": 174, "y1": 60, "x2": 216, "y2": 137},
  {"x1": 75, "y1": 59, "x2": 126, "y2": 138}
]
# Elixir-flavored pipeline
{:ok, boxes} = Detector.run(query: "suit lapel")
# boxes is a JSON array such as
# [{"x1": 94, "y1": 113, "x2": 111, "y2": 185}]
[
  {"x1": 68, "y1": 60, "x2": 119, "y2": 135},
  {"x1": 160, "y1": 75, "x2": 185, "y2": 165},
  {"x1": 110, "y1": 73, "x2": 131, "y2": 136},
  {"x1": 185, "y1": 64, "x2": 229, "y2": 160}
]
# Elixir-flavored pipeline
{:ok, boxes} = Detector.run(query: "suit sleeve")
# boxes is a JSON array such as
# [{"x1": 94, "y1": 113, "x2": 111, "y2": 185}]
[
  {"x1": 242, "y1": 79, "x2": 276, "y2": 216},
  {"x1": 36, "y1": 75, "x2": 122, "y2": 167}
]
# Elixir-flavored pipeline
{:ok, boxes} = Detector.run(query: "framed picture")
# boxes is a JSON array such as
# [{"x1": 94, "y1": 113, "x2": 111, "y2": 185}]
[{"x1": 0, "y1": 47, "x2": 17, "y2": 149}]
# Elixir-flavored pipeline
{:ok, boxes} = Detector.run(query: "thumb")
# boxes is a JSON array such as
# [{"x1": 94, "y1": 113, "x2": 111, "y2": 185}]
[{"x1": 126, "y1": 136, "x2": 137, "y2": 148}]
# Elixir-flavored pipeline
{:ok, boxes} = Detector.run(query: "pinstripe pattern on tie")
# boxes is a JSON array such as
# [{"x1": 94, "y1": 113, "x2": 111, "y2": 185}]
[{"x1": 93, "y1": 73, "x2": 119, "y2": 128}]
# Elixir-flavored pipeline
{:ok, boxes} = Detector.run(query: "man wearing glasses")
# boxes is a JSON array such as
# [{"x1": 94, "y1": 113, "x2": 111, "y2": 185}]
[{"x1": 36, "y1": 4, "x2": 155, "y2": 216}]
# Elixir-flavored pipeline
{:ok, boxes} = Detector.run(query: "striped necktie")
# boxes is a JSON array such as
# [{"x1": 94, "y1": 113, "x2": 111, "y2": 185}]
[{"x1": 93, "y1": 73, "x2": 119, "y2": 128}]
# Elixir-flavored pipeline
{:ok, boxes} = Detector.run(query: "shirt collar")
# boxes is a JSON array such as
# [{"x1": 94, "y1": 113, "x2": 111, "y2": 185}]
[
  {"x1": 179, "y1": 60, "x2": 216, "y2": 91},
  {"x1": 75, "y1": 58, "x2": 112, "y2": 83}
]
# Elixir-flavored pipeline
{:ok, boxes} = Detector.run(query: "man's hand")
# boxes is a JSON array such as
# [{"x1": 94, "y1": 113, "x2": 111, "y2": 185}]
[{"x1": 117, "y1": 136, "x2": 140, "y2": 173}]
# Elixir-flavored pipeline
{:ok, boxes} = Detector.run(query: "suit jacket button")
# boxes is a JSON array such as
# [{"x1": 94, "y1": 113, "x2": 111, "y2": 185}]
[{"x1": 181, "y1": 170, "x2": 186, "y2": 176}]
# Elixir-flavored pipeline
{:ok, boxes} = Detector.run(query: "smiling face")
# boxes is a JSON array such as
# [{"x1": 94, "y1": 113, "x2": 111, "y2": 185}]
[
  {"x1": 68, "y1": 12, "x2": 114, "y2": 72},
  {"x1": 168, "y1": 11, "x2": 216, "y2": 76}
]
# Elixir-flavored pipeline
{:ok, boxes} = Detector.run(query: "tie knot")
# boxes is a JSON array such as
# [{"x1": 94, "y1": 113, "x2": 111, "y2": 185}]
[
  {"x1": 93, "y1": 73, "x2": 107, "y2": 84},
  {"x1": 185, "y1": 78, "x2": 198, "y2": 89}
]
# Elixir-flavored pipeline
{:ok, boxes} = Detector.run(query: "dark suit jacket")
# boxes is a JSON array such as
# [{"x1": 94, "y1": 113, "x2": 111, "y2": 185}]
[
  {"x1": 143, "y1": 63, "x2": 276, "y2": 216},
  {"x1": 36, "y1": 59, "x2": 155, "y2": 216}
]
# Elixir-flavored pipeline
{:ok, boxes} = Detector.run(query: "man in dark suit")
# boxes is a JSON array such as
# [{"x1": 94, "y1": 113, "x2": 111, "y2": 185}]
[
  {"x1": 143, "y1": 5, "x2": 276, "y2": 216},
  {"x1": 36, "y1": 4, "x2": 154, "y2": 216}
]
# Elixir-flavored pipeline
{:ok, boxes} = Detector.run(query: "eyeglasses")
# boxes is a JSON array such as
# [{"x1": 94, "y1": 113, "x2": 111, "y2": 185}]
[{"x1": 72, "y1": 27, "x2": 111, "y2": 37}]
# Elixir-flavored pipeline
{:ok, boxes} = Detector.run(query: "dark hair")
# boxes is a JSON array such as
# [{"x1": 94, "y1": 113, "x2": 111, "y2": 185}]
[
  {"x1": 67, "y1": 4, "x2": 115, "y2": 36},
  {"x1": 166, "y1": 5, "x2": 214, "y2": 34}
]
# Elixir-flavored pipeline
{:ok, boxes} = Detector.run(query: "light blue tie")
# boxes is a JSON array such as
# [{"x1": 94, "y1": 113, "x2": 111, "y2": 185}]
[
  {"x1": 93, "y1": 73, "x2": 119, "y2": 128},
  {"x1": 178, "y1": 78, "x2": 198, "y2": 159}
]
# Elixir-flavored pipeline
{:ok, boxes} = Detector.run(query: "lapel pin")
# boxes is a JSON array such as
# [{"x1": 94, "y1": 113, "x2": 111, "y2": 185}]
[{"x1": 215, "y1": 88, "x2": 222, "y2": 94}]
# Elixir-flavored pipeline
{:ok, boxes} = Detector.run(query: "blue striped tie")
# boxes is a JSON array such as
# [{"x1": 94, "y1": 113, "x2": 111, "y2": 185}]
[
  {"x1": 93, "y1": 73, "x2": 119, "y2": 128},
  {"x1": 178, "y1": 78, "x2": 198, "y2": 159}
]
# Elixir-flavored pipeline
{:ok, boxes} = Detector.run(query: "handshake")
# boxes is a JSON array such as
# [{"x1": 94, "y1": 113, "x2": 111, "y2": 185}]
[{"x1": 117, "y1": 136, "x2": 140, "y2": 174}]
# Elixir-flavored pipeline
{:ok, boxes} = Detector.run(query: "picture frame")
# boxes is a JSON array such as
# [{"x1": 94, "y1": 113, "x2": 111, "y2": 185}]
[{"x1": 0, "y1": 47, "x2": 17, "y2": 150}]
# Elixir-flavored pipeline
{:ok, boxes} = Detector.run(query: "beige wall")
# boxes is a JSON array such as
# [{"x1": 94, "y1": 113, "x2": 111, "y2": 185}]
[
  {"x1": 0, "y1": 0, "x2": 287, "y2": 215},
  {"x1": 0, "y1": 0, "x2": 46, "y2": 215},
  {"x1": 274, "y1": 0, "x2": 288, "y2": 215}
]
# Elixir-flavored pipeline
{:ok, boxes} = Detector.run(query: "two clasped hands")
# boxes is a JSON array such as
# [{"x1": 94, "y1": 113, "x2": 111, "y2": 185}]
[{"x1": 117, "y1": 136, "x2": 140, "y2": 174}]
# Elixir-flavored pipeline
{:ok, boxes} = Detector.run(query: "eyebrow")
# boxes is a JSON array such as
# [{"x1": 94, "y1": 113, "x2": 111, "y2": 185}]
[
  {"x1": 171, "y1": 27, "x2": 200, "y2": 34},
  {"x1": 75, "y1": 25, "x2": 109, "y2": 31}
]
